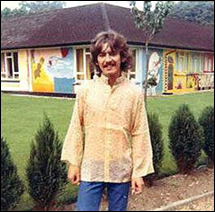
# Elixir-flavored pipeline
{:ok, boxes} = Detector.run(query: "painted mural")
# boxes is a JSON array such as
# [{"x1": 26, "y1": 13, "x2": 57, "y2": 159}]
[
  {"x1": 163, "y1": 50, "x2": 176, "y2": 94},
  {"x1": 2, "y1": 46, "x2": 213, "y2": 95},
  {"x1": 147, "y1": 51, "x2": 163, "y2": 96},
  {"x1": 32, "y1": 48, "x2": 74, "y2": 93},
  {"x1": 199, "y1": 73, "x2": 214, "y2": 89},
  {"x1": 163, "y1": 50, "x2": 214, "y2": 94}
]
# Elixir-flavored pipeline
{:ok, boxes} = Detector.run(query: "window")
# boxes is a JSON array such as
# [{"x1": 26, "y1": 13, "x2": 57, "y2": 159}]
[
  {"x1": 176, "y1": 52, "x2": 188, "y2": 72},
  {"x1": 76, "y1": 49, "x2": 84, "y2": 80},
  {"x1": 204, "y1": 54, "x2": 214, "y2": 73},
  {"x1": 127, "y1": 49, "x2": 136, "y2": 80},
  {"x1": 1, "y1": 52, "x2": 19, "y2": 79},
  {"x1": 191, "y1": 53, "x2": 204, "y2": 73},
  {"x1": 1, "y1": 53, "x2": 6, "y2": 78},
  {"x1": 75, "y1": 48, "x2": 94, "y2": 81},
  {"x1": 85, "y1": 48, "x2": 94, "y2": 80}
]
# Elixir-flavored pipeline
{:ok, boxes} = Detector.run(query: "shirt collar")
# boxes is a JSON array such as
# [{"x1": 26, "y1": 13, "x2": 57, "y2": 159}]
[{"x1": 100, "y1": 73, "x2": 125, "y2": 86}]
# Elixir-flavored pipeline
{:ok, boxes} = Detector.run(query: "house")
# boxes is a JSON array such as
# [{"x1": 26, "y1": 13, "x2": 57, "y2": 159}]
[{"x1": 1, "y1": 3, "x2": 214, "y2": 96}]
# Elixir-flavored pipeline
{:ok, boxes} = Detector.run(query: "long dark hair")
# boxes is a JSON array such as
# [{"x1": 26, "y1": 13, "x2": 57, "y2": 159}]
[{"x1": 90, "y1": 30, "x2": 133, "y2": 76}]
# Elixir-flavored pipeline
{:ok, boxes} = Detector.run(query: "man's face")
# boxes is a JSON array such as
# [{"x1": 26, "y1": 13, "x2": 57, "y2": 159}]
[{"x1": 97, "y1": 43, "x2": 121, "y2": 78}]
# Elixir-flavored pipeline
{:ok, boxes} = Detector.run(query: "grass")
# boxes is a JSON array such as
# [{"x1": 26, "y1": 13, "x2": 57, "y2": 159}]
[
  {"x1": 1, "y1": 90, "x2": 214, "y2": 210},
  {"x1": 1, "y1": 93, "x2": 76, "y2": 211}
]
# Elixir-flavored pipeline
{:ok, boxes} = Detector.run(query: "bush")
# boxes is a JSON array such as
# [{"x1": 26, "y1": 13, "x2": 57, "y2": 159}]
[
  {"x1": 199, "y1": 106, "x2": 214, "y2": 166},
  {"x1": 144, "y1": 113, "x2": 164, "y2": 186},
  {"x1": 1, "y1": 137, "x2": 24, "y2": 211},
  {"x1": 147, "y1": 112, "x2": 164, "y2": 175},
  {"x1": 168, "y1": 104, "x2": 203, "y2": 174},
  {"x1": 26, "y1": 115, "x2": 67, "y2": 211}
]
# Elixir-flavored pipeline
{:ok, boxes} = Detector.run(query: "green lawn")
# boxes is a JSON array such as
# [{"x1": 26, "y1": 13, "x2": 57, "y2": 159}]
[
  {"x1": 1, "y1": 93, "x2": 77, "y2": 211},
  {"x1": 1, "y1": 91, "x2": 214, "y2": 210}
]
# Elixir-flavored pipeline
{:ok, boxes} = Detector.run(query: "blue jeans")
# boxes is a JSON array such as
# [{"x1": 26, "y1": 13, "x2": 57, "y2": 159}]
[{"x1": 77, "y1": 181, "x2": 131, "y2": 211}]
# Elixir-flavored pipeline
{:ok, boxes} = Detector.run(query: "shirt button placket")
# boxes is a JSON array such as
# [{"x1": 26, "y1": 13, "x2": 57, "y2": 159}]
[{"x1": 104, "y1": 86, "x2": 112, "y2": 182}]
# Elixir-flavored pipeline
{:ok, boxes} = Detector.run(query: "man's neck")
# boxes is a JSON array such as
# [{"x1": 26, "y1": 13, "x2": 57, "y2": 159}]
[
  {"x1": 108, "y1": 77, "x2": 116, "y2": 87},
  {"x1": 103, "y1": 72, "x2": 122, "y2": 87}
]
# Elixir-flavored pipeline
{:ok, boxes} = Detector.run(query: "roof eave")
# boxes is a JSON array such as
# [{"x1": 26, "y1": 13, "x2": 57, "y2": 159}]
[
  {"x1": 127, "y1": 41, "x2": 214, "y2": 52},
  {"x1": 1, "y1": 41, "x2": 92, "y2": 51},
  {"x1": 1, "y1": 41, "x2": 214, "y2": 53}
]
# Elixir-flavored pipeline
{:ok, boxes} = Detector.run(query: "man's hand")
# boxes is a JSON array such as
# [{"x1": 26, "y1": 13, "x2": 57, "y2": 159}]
[
  {"x1": 68, "y1": 164, "x2": 80, "y2": 185},
  {"x1": 131, "y1": 177, "x2": 144, "y2": 195}
]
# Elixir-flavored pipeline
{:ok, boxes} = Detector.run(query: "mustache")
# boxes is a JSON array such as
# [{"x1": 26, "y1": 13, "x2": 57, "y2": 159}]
[{"x1": 103, "y1": 61, "x2": 116, "y2": 68}]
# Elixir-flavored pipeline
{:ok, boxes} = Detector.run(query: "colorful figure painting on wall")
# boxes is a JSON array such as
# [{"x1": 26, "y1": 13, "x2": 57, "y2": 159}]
[{"x1": 148, "y1": 52, "x2": 162, "y2": 96}]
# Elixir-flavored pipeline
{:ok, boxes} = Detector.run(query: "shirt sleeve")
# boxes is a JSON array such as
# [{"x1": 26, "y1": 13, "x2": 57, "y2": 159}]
[
  {"x1": 61, "y1": 87, "x2": 85, "y2": 167},
  {"x1": 131, "y1": 92, "x2": 154, "y2": 178}
]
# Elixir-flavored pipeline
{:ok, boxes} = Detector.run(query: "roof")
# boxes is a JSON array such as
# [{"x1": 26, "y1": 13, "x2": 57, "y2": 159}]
[{"x1": 1, "y1": 3, "x2": 214, "y2": 52}]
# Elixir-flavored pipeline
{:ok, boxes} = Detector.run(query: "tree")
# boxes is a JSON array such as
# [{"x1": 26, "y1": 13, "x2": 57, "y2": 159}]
[
  {"x1": 26, "y1": 115, "x2": 67, "y2": 211},
  {"x1": 147, "y1": 112, "x2": 164, "y2": 175},
  {"x1": 1, "y1": 7, "x2": 13, "y2": 18},
  {"x1": 130, "y1": 1, "x2": 174, "y2": 105},
  {"x1": 144, "y1": 112, "x2": 164, "y2": 186},
  {"x1": 199, "y1": 106, "x2": 214, "y2": 167},
  {"x1": 19, "y1": 1, "x2": 66, "y2": 13},
  {"x1": 169, "y1": 105, "x2": 203, "y2": 174},
  {"x1": 1, "y1": 1, "x2": 66, "y2": 18},
  {"x1": 170, "y1": 1, "x2": 214, "y2": 26},
  {"x1": 1, "y1": 137, "x2": 24, "y2": 211}
]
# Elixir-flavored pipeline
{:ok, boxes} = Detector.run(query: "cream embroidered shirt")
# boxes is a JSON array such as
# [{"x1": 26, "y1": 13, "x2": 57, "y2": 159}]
[{"x1": 61, "y1": 74, "x2": 154, "y2": 183}]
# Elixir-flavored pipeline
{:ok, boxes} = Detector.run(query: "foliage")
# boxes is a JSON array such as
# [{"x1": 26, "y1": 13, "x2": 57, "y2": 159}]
[
  {"x1": 144, "y1": 112, "x2": 164, "y2": 187},
  {"x1": 147, "y1": 75, "x2": 158, "y2": 87},
  {"x1": 170, "y1": 1, "x2": 214, "y2": 26},
  {"x1": 1, "y1": 137, "x2": 24, "y2": 211},
  {"x1": 199, "y1": 106, "x2": 214, "y2": 166},
  {"x1": 1, "y1": 1, "x2": 66, "y2": 18},
  {"x1": 26, "y1": 115, "x2": 67, "y2": 211},
  {"x1": 130, "y1": 1, "x2": 174, "y2": 104},
  {"x1": 1, "y1": 7, "x2": 27, "y2": 18},
  {"x1": 148, "y1": 112, "x2": 164, "y2": 174},
  {"x1": 130, "y1": 1, "x2": 174, "y2": 39},
  {"x1": 168, "y1": 104, "x2": 203, "y2": 174}
]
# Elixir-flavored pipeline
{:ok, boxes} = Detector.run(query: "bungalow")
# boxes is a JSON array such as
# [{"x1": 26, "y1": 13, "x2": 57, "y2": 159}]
[{"x1": 1, "y1": 3, "x2": 214, "y2": 95}]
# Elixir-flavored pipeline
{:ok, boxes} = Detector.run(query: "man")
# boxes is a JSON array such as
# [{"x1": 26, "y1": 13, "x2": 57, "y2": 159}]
[{"x1": 61, "y1": 30, "x2": 154, "y2": 211}]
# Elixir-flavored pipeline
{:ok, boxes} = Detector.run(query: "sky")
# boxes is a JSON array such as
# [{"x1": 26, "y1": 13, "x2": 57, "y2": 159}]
[{"x1": 1, "y1": 1, "x2": 137, "y2": 10}]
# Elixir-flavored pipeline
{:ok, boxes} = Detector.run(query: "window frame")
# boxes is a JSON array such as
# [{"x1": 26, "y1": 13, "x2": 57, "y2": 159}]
[
  {"x1": 176, "y1": 52, "x2": 189, "y2": 73},
  {"x1": 204, "y1": 54, "x2": 214, "y2": 73},
  {"x1": 74, "y1": 47, "x2": 95, "y2": 82},
  {"x1": 127, "y1": 48, "x2": 137, "y2": 81},
  {"x1": 1, "y1": 51, "x2": 19, "y2": 80}
]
